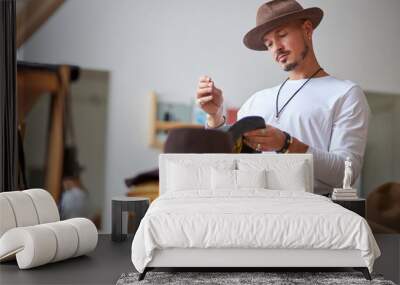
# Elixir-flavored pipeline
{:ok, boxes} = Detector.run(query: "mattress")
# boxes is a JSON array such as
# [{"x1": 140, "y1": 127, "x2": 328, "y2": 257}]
[{"x1": 131, "y1": 190, "x2": 380, "y2": 273}]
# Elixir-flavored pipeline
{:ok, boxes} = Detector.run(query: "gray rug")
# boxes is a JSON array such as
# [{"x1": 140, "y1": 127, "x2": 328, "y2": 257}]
[{"x1": 117, "y1": 271, "x2": 396, "y2": 285}]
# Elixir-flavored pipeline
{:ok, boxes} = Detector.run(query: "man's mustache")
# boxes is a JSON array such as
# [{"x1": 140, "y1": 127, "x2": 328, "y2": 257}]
[{"x1": 276, "y1": 51, "x2": 290, "y2": 61}]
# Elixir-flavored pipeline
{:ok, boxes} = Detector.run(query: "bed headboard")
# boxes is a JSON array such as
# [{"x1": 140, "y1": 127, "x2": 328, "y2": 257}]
[{"x1": 159, "y1": 153, "x2": 314, "y2": 195}]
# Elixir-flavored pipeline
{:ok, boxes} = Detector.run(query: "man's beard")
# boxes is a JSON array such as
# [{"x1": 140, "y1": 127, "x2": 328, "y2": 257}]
[{"x1": 283, "y1": 42, "x2": 309, "y2": 72}]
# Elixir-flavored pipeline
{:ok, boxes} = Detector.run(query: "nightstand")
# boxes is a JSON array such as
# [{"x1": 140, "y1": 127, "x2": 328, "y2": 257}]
[
  {"x1": 111, "y1": 196, "x2": 150, "y2": 242},
  {"x1": 331, "y1": 198, "x2": 365, "y2": 218}
]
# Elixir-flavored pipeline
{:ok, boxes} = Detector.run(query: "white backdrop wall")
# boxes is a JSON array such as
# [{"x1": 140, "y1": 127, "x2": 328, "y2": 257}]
[{"x1": 21, "y1": 0, "x2": 400, "y2": 232}]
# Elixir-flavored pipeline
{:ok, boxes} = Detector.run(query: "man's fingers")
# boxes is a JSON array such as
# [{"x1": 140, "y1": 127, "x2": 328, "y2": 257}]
[
  {"x1": 243, "y1": 139, "x2": 259, "y2": 151},
  {"x1": 243, "y1": 139, "x2": 275, "y2": 151},
  {"x1": 197, "y1": 87, "x2": 213, "y2": 97},
  {"x1": 198, "y1": 82, "x2": 213, "y2": 88},
  {"x1": 199, "y1": 75, "x2": 212, "y2": 83},
  {"x1": 199, "y1": 75, "x2": 208, "y2": 82},
  {"x1": 244, "y1": 136, "x2": 273, "y2": 144},
  {"x1": 197, "y1": 95, "x2": 213, "y2": 105},
  {"x1": 244, "y1": 128, "x2": 270, "y2": 137},
  {"x1": 197, "y1": 75, "x2": 219, "y2": 106}
]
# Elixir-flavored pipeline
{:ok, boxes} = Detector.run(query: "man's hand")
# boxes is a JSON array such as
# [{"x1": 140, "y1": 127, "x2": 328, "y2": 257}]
[
  {"x1": 196, "y1": 75, "x2": 224, "y2": 127},
  {"x1": 243, "y1": 124, "x2": 309, "y2": 153},
  {"x1": 243, "y1": 124, "x2": 285, "y2": 152}
]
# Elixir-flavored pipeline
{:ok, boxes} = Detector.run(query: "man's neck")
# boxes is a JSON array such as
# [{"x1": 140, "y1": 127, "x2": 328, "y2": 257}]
[{"x1": 288, "y1": 53, "x2": 328, "y2": 80}]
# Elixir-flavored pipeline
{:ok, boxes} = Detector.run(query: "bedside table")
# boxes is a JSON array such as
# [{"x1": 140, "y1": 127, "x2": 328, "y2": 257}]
[
  {"x1": 112, "y1": 196, "x2": 150, "y2": 242},
  {"x1": 331, "y1": 198, "x2": 365, "y2": 218}
]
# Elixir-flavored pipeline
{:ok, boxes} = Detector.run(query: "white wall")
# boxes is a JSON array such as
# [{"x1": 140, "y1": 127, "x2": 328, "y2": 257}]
[{"x1": 21, "y1": 0, "x2": 400, "y2": 232}]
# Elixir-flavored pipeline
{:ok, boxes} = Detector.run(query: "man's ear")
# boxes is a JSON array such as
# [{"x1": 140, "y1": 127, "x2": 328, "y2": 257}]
[{"x1": 302, "y1": 19, "x2": 314, "y2": 40}]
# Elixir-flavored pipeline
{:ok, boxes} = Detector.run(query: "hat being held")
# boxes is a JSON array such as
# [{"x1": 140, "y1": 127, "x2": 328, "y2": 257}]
[
  {"x1": 243, "y1": 0, "x2": 323, "y2": 51},
  {"x1": 163, "y1": 128, "x2": 234, "y2": 154}
]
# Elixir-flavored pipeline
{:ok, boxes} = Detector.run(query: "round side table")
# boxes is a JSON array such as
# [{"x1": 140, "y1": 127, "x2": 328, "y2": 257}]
[{"x1": 111, "y1": 196, "x2": 149, "y2": 242}]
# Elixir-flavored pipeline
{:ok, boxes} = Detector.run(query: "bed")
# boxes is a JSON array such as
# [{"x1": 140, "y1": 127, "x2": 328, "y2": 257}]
[{"x1": 131, "y1": 153, "x2": 380, "y2": 281}]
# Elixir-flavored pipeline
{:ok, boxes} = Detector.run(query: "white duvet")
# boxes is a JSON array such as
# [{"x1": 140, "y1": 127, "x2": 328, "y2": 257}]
[{"x1": 131, "y1": 190, "x2": 380, "y2": 273}]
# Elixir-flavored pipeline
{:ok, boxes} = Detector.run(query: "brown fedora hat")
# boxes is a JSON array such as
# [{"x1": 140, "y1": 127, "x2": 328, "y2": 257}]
[
  {"x1": 243, "y1": 0, "x2": 323, "y2": 51},
  {"x1": 163, "y1": 128, "x2": 234, "y2": 153}
]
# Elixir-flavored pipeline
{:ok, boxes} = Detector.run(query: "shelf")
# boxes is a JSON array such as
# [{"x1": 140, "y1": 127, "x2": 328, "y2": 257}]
[
  {"x1": 148, "y1": 91, "x2": 203, "y2": 150},
  {"x1": 155, "y1": 120, "x2": 202, "y2": 131}
]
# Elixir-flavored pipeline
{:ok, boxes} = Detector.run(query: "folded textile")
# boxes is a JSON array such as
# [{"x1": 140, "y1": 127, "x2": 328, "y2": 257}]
[{"x1": 125, "y1": 168, "x2": 159, "y2": 187}]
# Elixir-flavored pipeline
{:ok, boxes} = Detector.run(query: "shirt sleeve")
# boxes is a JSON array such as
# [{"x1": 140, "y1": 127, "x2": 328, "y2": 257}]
[{"x1": 306, "y1": 85, "x2": 371, "y2": 188}]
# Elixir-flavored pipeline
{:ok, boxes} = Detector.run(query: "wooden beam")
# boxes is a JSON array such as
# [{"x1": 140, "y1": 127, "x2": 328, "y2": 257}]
[
  {"x1": 155, "y1": 121, "x2": 202, "y2": 131},
  {"x1": 16, "y1": 0, "x2": 64, "y2": 48},
  {"x1": 148, "y1": 91, "x2": 157, "y2": 148},
  {"x1": 44, "y1": 65, "x2": 69, "y2": 203},
  {"x1": 17, "y1": 70, "x2": 60, "y2": 122}
]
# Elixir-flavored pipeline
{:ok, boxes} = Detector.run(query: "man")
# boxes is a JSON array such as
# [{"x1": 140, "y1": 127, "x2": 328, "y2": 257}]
[{"x1": 196, "y1": 0, "x2": 371, "y2": 195}]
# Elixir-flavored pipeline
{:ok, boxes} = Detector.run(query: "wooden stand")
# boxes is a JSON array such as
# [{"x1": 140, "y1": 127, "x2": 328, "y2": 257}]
[
  {"x1": 148, "y1": 91, "x2": 202, "y2": 150},
  {"x1": 17, "y1": 62, "x2": 79, "y2": 203},
  {"x1": 111, "y1": 196, "x2": 149, "y2": 242},
  {"x1": 332, "y1": 198, "x2": 366, "y2": 218}
]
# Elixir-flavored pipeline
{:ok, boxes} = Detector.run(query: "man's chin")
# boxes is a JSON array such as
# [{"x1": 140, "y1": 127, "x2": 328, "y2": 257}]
[{"x1": 283, "y1": 62, "x2": 298, "y2": 72}]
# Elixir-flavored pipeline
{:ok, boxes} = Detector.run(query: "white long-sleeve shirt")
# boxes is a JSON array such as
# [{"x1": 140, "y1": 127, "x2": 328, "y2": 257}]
[{"x1": 205, "y1": 75, "x2": 371, "y2": 194}]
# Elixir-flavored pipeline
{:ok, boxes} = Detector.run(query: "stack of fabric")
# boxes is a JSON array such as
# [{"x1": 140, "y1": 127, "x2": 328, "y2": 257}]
[{"x1": 332, "y1": 188, "x2": 358, "y2": 200}]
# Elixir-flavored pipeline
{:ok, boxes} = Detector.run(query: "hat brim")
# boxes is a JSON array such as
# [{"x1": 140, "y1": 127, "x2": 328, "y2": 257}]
[{"x1": 243, "y1": 7, "x2": 323, "y2": 51}]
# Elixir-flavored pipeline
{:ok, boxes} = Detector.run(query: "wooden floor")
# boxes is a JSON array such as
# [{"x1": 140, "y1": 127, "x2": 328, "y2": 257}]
[{"x1": 0, "y1": 234, "x2": 398, "y2": 284}]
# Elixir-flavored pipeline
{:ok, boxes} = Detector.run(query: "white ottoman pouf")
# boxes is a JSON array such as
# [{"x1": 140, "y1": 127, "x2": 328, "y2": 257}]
[
  {"x1": 1, "y1": 191, "x2": 40, "y2": 227},
  {"x1": 42, "y1": 221, "x2": 79, "y2": 262},
  {"x1": 0, "y1": 195, "x2": 17, "y2": 237},
  {"x1": 63, "y1": 218, "x2": 98, "y2": 257},
  {"x1": 0, "y1": 189, "x2": 98, "y2": 269},
  {"x1": 24, "y1": 188, "x2": 60, "y2": 223},
  {"x1": 0, "y1": 226, "x2": 57, "y2": 268}
]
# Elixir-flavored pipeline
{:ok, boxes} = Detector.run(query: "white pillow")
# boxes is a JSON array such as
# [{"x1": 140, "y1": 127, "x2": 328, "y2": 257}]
[
  {"x1": 265, "y1": 162, "x2": 307, "y2": 191},
  {"x1": 211, "y1": 168, "x2": 236, "y2": 190},
  {"x1": 236, "y1": 169, "x2": 267, "y2": 189},
  {"x1": 211, "y1": 168, "x2": 267, "y2": 190},
  {"x1": 237, "y1": 159, "x2": 309, "y2": 191},
  {"x1": 166, "y1": 159, "x2": 235, "y2": 192}
]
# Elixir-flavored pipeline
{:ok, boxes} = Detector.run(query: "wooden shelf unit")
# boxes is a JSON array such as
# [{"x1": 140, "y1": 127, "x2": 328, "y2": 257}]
[{"x1": 148, "y1": 91, "x2": 203, "y2": 150}]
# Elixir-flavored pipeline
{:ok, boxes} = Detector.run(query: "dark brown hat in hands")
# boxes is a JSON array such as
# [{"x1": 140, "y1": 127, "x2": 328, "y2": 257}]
[
  {"x1": 243, "y1": 0, "x2": 323, "y2": 51},
  {"x1": 164, "y1": 128, "x2": 234, "y2": 153}
]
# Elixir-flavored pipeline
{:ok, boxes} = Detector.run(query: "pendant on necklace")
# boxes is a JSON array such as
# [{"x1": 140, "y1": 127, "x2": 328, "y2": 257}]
[{"x1": 274, "y1": 115, "x2": 280, "y2": 123}]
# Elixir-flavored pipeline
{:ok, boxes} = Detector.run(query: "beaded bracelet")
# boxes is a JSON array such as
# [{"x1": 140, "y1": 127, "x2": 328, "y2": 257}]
[
  {"x1": 206, "y1": 115, "x2": 226, "y2": 129},
  {"x1": 276, "y1": 131, "x2": 293, "y2": 153}
]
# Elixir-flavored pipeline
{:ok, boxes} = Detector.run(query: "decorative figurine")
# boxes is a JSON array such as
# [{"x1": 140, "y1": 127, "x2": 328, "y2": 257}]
[
  {"x1": 342, "y1": 157, "x2": 353, "y2": 190},
  {"x1": 333, "y1": 157, "x2": 357, "y2": 199}
]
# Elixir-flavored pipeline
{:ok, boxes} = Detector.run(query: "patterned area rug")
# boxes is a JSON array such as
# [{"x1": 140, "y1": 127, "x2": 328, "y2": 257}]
[{"x1": 116, "y1": 271, "x2": 395, "y2": 285}]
